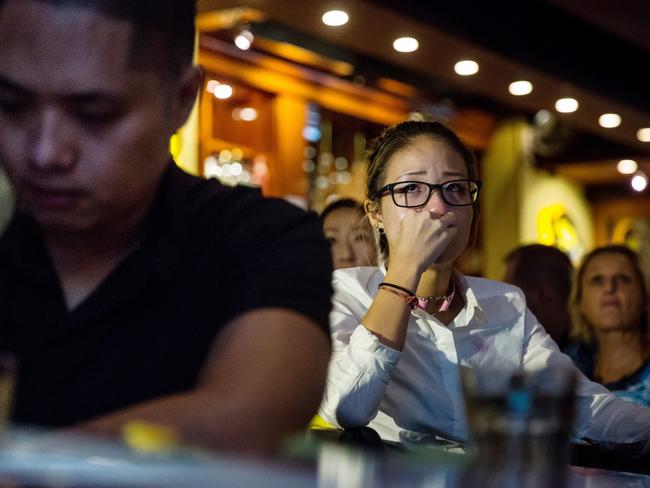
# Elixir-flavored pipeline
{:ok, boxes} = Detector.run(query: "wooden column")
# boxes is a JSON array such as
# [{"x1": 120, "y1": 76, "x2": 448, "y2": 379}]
[{"x1": 269, "y1": 94, "x2": 308, "y2": 198}]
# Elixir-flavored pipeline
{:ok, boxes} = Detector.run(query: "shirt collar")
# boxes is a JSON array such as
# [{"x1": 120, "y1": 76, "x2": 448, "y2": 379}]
[
  {"x1": 452, "y1": 271, "x2": 487, "y2": 327},
  {"x1": 375, "y1": 264, "x2": 487, "y2": 326},
  {"x1": 0, "y1": 212, "x2": 54, "y2": 284},
  {"x1": 131, "y1": 161, "x2": 195, "y2": 285},
  {"x1": 0, "y1": 160, "x2": 191, "y2": 287}
]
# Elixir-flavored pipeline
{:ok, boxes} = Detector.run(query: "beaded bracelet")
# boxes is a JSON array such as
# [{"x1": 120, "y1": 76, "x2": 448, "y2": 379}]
[{"x1": 378, "y1": 281, "x2": 456, "y2": 313}]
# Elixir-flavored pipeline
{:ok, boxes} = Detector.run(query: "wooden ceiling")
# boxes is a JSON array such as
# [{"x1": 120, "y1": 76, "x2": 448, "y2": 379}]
[{"x1": 197, "y1": 0, "x2": 650, "y2": 189}]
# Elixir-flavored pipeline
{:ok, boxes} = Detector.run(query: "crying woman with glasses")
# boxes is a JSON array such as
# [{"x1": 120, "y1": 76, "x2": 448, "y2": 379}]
[{"x1": 318, "y1": 120, "x2": 650, "y2": 455}]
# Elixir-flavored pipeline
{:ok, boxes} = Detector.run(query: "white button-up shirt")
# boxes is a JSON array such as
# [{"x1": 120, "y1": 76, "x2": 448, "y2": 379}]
[{"x1": 319, "y1": 266, "x2": 650, "y2": 452}]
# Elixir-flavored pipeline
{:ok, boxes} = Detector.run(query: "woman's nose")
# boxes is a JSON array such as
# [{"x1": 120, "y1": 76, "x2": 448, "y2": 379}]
[
  {"x1": 424, "y1": 188, "x2": 449, "y2": 214},
  {"x1": 334, "y1": 242, "x2": 355, "y2": 267},
  {"x1": 603, "y1": 277, "x2": 617, "y2": 293}
]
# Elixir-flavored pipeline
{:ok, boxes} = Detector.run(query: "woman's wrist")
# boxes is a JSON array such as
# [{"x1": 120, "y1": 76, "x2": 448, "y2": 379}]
[
  {"x1": 383, "y1": 261, "x2": 422, "y2": 292},
  {"x1": 388, "y1": 251, "x2": 431, "y2": 275}
]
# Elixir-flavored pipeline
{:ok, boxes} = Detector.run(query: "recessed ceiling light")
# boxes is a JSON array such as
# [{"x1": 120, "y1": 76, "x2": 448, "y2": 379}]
[
  {"x1": 234, "y1": 28, "x2": 254, "y2": 50},
  {"x1": 454, "y1": 60, "x2": 479, "y2": 76},
  {"x1": 598, "y1": 113, "x2": 621, "y2": 128},
  {"x1": 239, "y1": 107, "x2": 258, "y2": 121},
  {"x1": 508, "y1": 80, "x2": 533, "y2": 96},
  {"x1": 322, "y1": 10, "x2": 349, "y2": 27},
  {"x1": 555, "y1": 97, "x2": 579, "y2": 113},
  {"x1": 617, "y1": 159, "x2": 638, "y2": 174},
  {"x1": 637, "y1": 127, "x2": 650, "y2": 142},
  {"x1": 631, "y1": 172, "x2": 648, "y2": 192},
  {"x1": 206, "y1": 80, "x2": 219, "y2": 93},
  {"x1": 393, "y1": 37, "x2": 419, "y2": 53},
  {"x1": 213, "y1": 84, "x2": 233, "y2": 99}
]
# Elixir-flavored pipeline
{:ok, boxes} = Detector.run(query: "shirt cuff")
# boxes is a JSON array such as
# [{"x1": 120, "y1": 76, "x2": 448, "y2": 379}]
[{"x1": 350, "y1": 324, "x2": 401, "y2": 364}]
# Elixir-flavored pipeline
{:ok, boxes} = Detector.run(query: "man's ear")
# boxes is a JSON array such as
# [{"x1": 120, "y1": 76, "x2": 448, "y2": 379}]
[
  {"x1": 364, "y1": 199, "x2": 383, "y2": 231},
  {"x1": 171, "y1": 65, "x2": 203, "y2": 131}
]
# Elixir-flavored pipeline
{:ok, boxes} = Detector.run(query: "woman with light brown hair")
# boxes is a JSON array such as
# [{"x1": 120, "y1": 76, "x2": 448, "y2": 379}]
[{"x1": 567, "y1": 245, "x2": 650, "y2": 406}]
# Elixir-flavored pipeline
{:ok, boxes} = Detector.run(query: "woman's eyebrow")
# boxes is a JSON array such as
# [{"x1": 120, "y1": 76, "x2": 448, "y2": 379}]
[{"x1": 398, "y1": 170, "x2": 467, "y2": 178}]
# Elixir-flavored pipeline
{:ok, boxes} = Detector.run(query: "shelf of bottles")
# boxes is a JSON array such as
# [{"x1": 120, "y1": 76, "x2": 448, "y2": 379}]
[{"x1": 303, "y1": 103, "x2": 384, "y2": 211}]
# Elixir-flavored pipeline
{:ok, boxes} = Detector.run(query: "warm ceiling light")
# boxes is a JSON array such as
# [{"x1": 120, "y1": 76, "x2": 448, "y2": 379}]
[
  {"x1": 637, "y1": 127, "x2": 650, "y2": 142},
  {"x1": 234, "y1": 28, "x2": 254, "y2": 50},
  {"x1": 206, "y1": 80, "x2": 219, "y2": 93},
  {"x1": 598, "y1": 113, "x2": 621, "y2": 128},
  {"x1": 239, "y1": 107, "x2": 258, "y2": 121},
  {"x1": 393, "y1": 37, "x2": 419, "y2": 53},
  {"x1": 322, "y1": 10, "x2": 349, "y2": 27},
  {"x1": 555, "y1": 97, "x2": 579, "y2": 113},
  {"x1": 213, "y1": 84, "x2": 233, "y2": 99},
  {"x1": 454, "y1": 60, "x2": 479, "y2": 76},
  {"x1": 508, "y1": 80, "x2": 533, "y2": 96},
  {"x1": 533, "y1": 109, "x2": 552, "y2": 126},
  {"x1": 617, "y1": 159, "x2": 638, "y2": 174},
  {"x1": 631, "y1": 172, "x2": 648, "y2": 192}
]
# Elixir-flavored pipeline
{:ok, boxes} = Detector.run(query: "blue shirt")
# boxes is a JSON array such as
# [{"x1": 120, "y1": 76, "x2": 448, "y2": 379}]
[
  {"x1": 607, "y1": 362, "x2": 650, "y2": 407},
  {"x1": 565, "y1": 342, "x2": 650, "y2": 407}
]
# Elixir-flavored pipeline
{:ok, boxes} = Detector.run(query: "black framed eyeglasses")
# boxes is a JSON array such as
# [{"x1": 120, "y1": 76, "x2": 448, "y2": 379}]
[{"x1": 374, "y1": 179, "x2": 481, "y2": 208}]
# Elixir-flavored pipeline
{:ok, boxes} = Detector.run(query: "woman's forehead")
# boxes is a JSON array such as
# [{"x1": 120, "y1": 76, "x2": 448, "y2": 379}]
[
  {"x1": 584, "y1": 253, "x2": 636, "y2": 274},
  {"x1": 325, "y1": 207, "x2": 361, "y2": 223},
  {"x1": 384, "y1": 136, "x2": 466, "y2": 179}
]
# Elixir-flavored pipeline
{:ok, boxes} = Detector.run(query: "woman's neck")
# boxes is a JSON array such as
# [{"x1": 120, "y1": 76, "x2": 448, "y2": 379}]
[
  {"x1": 416, "y1": 265, "x2": 454, "y2": 298},
  {"x1": 416, "y1": 265, "x2": 463, "y2": 323},
  {"x1": 595, "y1": 330, "x2": 648, "y2": 384}
]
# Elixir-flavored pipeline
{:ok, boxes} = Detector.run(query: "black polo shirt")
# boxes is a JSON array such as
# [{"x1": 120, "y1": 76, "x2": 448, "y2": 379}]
[{"x1": 0, "y1": 163, "x2": 333, "y2": 427}]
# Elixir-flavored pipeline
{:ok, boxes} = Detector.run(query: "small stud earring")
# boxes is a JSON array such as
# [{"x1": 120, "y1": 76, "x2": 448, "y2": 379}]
[{"x1": 378, "y1": 227, "x2": 385, "y2": 234}]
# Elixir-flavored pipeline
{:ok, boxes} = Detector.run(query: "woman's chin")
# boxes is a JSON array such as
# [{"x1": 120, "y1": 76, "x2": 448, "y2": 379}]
[
  {"x1": 594, "y1": 322, "x2": 641, "y2": 335},
  {"x1": 431, "y1": 251, "x2": 463, "y2": 268}
]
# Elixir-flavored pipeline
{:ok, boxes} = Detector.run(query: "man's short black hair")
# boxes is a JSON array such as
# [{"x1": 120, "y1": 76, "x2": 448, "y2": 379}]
[{"x1": 0, "y1": 0, "x2": 197, "y2": 77}]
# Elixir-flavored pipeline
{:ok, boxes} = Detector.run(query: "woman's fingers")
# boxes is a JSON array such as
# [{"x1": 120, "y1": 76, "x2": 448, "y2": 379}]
[
  {"x1": 389, "y1": 210, "x2": 456, "y2": 270},
  {"x1": 436, "y1": 211, "x2": 455, "y2": 228}
]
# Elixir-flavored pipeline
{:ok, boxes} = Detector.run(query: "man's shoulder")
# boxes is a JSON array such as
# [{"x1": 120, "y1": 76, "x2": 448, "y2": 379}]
[
  {"x1": 165, "y1": 165, "x2": 258, "y2": 214},
  {"x1": 164, "y1": 165, "x2": 313, "y2": 235}
]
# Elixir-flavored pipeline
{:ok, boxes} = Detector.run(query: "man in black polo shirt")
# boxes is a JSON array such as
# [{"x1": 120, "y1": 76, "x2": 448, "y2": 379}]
[{"x1": 0, "y1": 0, "x2": 332, "y2": 455}]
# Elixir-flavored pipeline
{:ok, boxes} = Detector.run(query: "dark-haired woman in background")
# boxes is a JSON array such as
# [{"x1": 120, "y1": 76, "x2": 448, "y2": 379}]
[
  {"x1": 567, "y1": 245, "x2": 650, "y2": 406},
  {"x1": 321, "y1": 198, "x2": 376, "y2": 270}
]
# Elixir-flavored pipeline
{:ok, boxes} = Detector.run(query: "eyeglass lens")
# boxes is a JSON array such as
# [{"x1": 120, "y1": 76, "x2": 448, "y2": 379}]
[{"x1": 392, "y1": 181, "x2": 478, "y2": 207}]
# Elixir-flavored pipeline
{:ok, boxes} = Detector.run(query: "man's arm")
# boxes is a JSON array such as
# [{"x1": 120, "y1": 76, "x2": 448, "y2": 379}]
[{"x1": 76, "y1": 308, "x2": 331, "y2": 457}]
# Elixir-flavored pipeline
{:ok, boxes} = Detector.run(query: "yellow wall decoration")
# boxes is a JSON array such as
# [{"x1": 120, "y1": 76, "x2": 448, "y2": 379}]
[
  {"x1": 536, "y1": 204, "x2": 583, "y2": 262},
  {"x1": 611, "y1": 217, "x2": 641, "y2": 250},
  {"x1": 482, "y1": 120, "x2": 593, "y2": 277},
  {"x1": 169, "y1": 31, "x2": 200, "y2": 176},
  {"x1": 521, "y1": 168, "x2": 592, "y2": 264}
]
